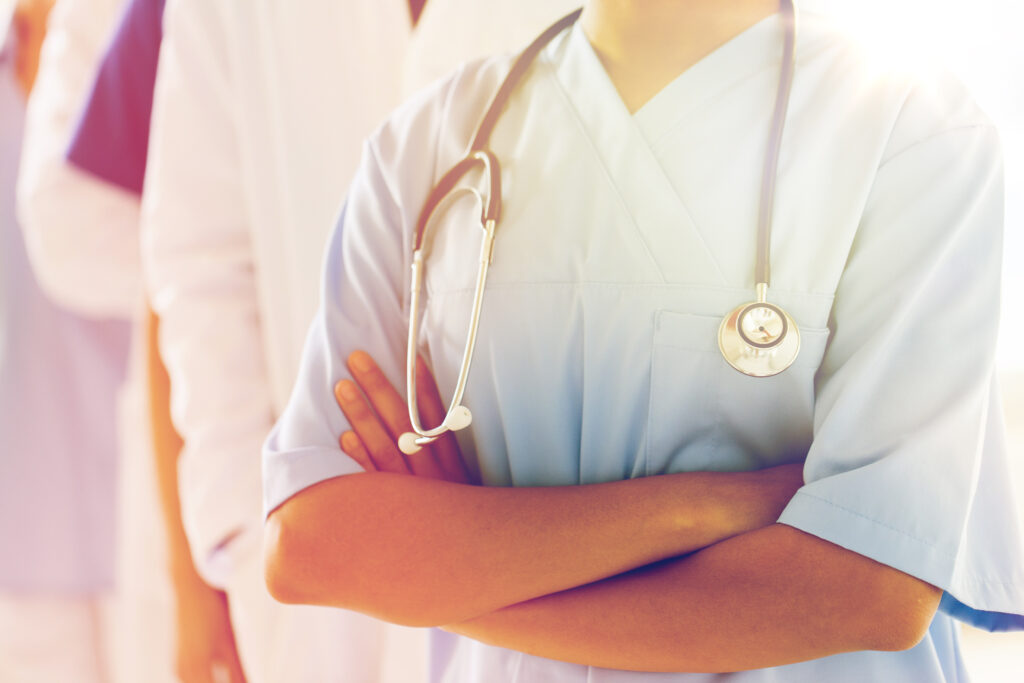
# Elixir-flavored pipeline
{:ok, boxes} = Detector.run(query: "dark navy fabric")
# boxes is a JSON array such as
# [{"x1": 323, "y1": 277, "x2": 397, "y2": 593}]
[{"x1": 66, "y1": 0, "x2": 164, "y2": 195}]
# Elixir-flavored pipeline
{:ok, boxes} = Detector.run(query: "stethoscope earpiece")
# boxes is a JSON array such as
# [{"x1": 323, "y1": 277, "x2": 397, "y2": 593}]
[
  {"x1": 398, "y1": 404, "x2": 473, "y2": 456},
  {"x1": 398, "y1": 432, "x2": 424, "y2": 456}
]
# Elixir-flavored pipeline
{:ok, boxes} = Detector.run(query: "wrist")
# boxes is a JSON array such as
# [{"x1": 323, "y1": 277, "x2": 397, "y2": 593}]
[{"x1": 169, "y1": 555, "x2": 206, "y2": 588}]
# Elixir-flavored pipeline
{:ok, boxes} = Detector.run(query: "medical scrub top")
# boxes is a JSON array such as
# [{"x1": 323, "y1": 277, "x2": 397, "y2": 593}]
[
  {"x1": 264, "y1": 10, "x2": 1024, "y2": 682},
  {"x1": 0, "y1": 42, "x2": 129, "y2": 593},
  {"x1": 66, "y1": 0, "x2": 164, "y2": 194}
]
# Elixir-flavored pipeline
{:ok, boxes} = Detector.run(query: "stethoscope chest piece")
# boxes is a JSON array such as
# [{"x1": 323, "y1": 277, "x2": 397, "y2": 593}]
[{"x1": 718, "y1": 289, "x2": 800, "y2": 377}]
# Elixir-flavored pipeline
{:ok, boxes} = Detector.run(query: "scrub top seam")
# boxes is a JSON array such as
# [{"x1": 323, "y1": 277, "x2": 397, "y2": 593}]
[
  {"x1": 427, "y1": 280, "x2": 838, "y2": 298},
  {"x1": 632, "y1": 137, "x2": 729, "y2": 285},
  {"x1": 877, "y1": 123, "x2": 997, "y2": 171},
  {"x1": 538, "y1": 48, "x2": 669, "y2": 285}
]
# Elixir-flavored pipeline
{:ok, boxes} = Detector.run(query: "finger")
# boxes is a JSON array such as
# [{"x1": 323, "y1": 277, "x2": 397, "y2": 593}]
[
  {"x1": 347, "y1": 351, "x2": 415, "y2": 440},
  {"x1": 347, "y1": 351, "x2": 444, "y2": 479},
  {"x1": 416, "y1": 356, "x2": 473, "y2": 484},
  {"x1": 334, "y1": 379, "x2": 410, "y2": 474},
  {"x1": 339, "y1": 430, "x2": 377, "y2": 472}
]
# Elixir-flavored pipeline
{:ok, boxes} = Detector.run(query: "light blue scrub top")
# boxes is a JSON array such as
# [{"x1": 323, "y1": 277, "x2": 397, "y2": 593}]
[
  {"x1": 0, "y1": 38, "x2": 130, "y2": 592},
  {"x1": 265, "y1": 12, "x2": 1024, "y2": 682}
]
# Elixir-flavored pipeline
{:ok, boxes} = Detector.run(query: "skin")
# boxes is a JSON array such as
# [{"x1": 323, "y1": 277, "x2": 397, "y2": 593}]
[
  {"x1": 581, "y1": 0, "x2": 780, "y2": 112},
  {"x1": 365, "y1": 355, "x2": 935, "y2": 668},
  {"x1": 12, "y1": 0, "x2": 56, "y2": 98},
  {"x1": 268, "y1": 353, "x2": 939, "y2": 670},
  {"x1": 147, "y1": 309, "x2": 247, "y2": 683},
  {"x1": 270, "y1": 364, "x2": 805, "y2": 629},
  {"x1": 265, "y1": 0, "x2": 942, "y2": 671}
]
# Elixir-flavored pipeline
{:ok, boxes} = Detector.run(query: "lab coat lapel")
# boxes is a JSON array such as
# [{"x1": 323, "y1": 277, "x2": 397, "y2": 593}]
[{"x1": 550, "y1": 25, "x2": 725, "y2": 286}]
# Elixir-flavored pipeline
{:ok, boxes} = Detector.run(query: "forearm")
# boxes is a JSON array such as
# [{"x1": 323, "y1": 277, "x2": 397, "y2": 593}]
[
  {"x1": 145, "y1": 307, "x2": 195, "y2": 579},
  {"x1": 266, "y1": 464, "x2": 801, "y2": 625},
  {"x1": 448, "y1": 524, "x2": 941, "y2": 672}
]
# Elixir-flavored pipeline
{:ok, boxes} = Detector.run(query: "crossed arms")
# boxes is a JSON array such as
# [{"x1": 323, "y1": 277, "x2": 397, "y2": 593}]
[{"x1": 264, "y1": 352, "x2": 941, "y2": 673}]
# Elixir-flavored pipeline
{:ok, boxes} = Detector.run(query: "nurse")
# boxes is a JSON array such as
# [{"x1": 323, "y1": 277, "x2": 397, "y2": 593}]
[
  {"x1": 1, "y1": 2, "x2": 130, "y2": 679},
  {"x1": 264, "y1": 1, "x2": 1023, "y2": 681}
]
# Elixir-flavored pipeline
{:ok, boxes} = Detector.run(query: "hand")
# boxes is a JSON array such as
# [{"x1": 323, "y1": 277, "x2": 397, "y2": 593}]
[
  {"x1": 171, "y1": 570, "x2": 247, "y2": 683},
  {"x1": 334, "y1": 350, "x2": 474, "y2": 483}
]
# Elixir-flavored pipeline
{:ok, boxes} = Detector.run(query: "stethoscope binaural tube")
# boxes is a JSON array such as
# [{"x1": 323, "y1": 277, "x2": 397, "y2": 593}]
[
  {"x1": 397, "y1": 12, "x2": 580, "y2": 455},
  {"x1": 400, "y1": 152, "x2": 500, "y2": 455}
]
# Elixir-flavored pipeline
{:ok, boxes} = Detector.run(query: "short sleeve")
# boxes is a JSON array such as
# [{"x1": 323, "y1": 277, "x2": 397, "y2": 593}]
[
  {"x1": 777, "y1": 122, "x2": 1024, "y2": 630},
  {"x1": 262, "y1": 138, "x2": 412, "y2": 516}
]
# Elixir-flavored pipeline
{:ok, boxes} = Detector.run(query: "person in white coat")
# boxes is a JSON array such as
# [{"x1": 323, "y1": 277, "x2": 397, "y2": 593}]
[
  {"x1": 142, "y1": 1, "x2": 591, "y2": 680},
  {"x1": 142, "y1": 2, "x2": 419, "y2": 681}
]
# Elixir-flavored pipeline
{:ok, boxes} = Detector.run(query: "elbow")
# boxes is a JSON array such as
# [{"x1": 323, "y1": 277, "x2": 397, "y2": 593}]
[
  {"x1": 263, "y1": 493, "x2": 447, "y2": 627},
  {"x1": 263, "y1": 511, "x2": 307, "y2": 605},
  {"x1": 863, "y1": 575, "x2": 942, "y2": 653},
  {"x1": 264, "y1": 506, "x2": 343, "y2": 608}
]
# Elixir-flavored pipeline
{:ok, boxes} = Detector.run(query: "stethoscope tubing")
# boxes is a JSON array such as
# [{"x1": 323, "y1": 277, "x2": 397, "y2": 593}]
[
  {"x1": 400, "y1": 1, "x2": 799, "y2": 451},
  {"x1": 755, "y1": 0, "x2": 796, "y2": 286}
]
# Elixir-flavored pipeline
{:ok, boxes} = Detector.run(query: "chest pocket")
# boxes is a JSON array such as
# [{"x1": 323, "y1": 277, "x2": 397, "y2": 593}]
[{"x1": 646, "y1": 310, "x2": 831, "y2": 475}]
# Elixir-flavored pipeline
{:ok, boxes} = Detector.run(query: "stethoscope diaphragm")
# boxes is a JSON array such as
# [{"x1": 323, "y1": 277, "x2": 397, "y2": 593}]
[{"x1": 718, "y1": 292, "x2": 801, "y2": 377}]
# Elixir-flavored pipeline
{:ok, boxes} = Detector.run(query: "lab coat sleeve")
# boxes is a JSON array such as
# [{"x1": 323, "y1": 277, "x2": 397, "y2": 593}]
[
  {"x1": 262, "y1": 135, "x2": 414, "y2": 517},
  {"x1": 141, "y1": 0, "x2": 265, "y2": 586},
  {"x1": 16, "y1": 0, "x2": 142, "y2": 319},
  {"x1": 777, "y1": 119, "x2": 1024, "y2": 630}
]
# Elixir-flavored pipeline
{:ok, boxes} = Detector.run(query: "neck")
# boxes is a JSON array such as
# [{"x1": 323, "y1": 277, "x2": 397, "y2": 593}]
[{"x1": 580, "y1": 0, "x2": 780, "y2": 112}]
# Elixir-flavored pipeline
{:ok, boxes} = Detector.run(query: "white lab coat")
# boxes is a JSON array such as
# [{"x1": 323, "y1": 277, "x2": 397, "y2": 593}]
[
  {"x1": 142, "y1": 1, "x2": 419, "y2": 681},
  {"x1": 143, "y1": 1, "x2": 597, "y2": 681}
]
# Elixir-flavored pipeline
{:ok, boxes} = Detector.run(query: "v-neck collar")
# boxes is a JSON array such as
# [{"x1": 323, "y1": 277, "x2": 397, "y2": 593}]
[
  {"x1": 629, "y1": 13, "x2": 786, "y2": 145},
  {"x1": 546, "y1": 23, "x2": 777, "y2": 286}
]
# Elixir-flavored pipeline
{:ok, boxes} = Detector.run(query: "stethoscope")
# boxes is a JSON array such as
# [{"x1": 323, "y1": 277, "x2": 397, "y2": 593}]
[{"x1": 399, "y1": 1, "x2": 799, "y2": 455}]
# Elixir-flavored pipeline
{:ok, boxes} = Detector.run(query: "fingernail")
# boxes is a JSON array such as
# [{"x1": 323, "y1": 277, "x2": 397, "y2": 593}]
[
  {"x1": 350, "y1": 350, "x2": 373, "y2": 372},
  {"x1": 337, "y1": 381, "x2": 359, "y2": 402},
  {"x1": 341, "y1": 431, "x2": 358, "y2": 451}
]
